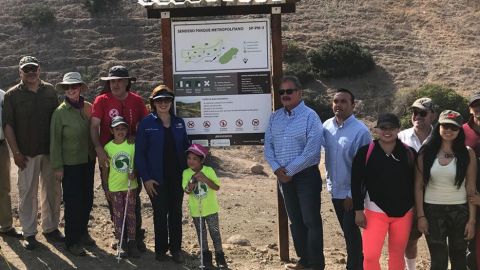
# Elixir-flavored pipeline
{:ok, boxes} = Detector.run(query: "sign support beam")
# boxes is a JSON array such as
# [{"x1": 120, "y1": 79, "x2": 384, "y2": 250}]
[{"x1": 271, "y1": 8, "x2": 289, "y2": 262}]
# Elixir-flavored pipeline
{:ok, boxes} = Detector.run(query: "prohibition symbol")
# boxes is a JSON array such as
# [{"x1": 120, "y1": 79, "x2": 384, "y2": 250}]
[
  {"x1": 252, "y1": 119, "x2": 260, "y2": 126},
  {"x1": 235, "y1": 119, "x2": 243, "y2": 127},
  {"x1": 219, "y1": 120, "x2": 228, "y2": 128},
  {"x1": 203, "y1": 121, "x2": 211, "y2": 128},
  {"x1": 187, "y1": 121, "x2": 195, "y2": 128}
]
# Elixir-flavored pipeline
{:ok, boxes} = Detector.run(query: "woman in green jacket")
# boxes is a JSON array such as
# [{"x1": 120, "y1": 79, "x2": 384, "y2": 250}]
[{"x1": 50, "y1": 72, "x2": 96, "y2": 256}]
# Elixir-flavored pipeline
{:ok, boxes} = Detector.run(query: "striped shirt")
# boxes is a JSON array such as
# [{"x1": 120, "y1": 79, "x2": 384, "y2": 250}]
[{"x1": 264, "y1": 101, "x2": 324, "y2": 176}]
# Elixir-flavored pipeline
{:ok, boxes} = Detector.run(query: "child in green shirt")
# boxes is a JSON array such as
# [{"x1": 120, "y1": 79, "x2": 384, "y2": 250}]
[
  {"x1": 102, "y1": 116, "x2": 140, "y2": 258},
  {"x1": 182, "y1": 144, "x2": 228, "y2": 269}
]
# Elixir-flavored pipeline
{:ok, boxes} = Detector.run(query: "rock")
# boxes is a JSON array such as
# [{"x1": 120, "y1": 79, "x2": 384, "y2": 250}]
[
  {"x1": 226, "y1": 234, "x2": 251, "y2": 246},
  {"x1": 250, "y1": 164, "x2": 264, "y2": 174}
]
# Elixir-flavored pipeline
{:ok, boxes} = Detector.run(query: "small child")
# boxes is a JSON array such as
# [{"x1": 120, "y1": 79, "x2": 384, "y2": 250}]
[
  {"x1": 182, "y1": 144, "x2": 228, "y2": 269},
  {"x1": 102, "y1": 116, "x2": 140, "y2": 258}
]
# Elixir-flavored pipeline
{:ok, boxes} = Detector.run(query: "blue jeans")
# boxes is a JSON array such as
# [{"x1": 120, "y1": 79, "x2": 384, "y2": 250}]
[
  {"x1": 332, "y1": 198, "x2": 363, "y2": 270},
  {"x1": 279, "y1": 166, "x2": 325, "y2": 269}
]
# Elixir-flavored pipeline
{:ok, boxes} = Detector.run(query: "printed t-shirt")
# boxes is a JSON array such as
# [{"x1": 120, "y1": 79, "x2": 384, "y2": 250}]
[
  {"x1": 182, "y1": 165, "x2": 220, "y2": 217},
  {"x1": 92, "y1": 92, "x2": 148, "y2": 146},
  {"x1": 104, "y1": 140, "x2": 138, "y2": 192}
]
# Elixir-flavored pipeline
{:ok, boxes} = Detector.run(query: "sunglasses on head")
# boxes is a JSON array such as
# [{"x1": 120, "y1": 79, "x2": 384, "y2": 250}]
[
  {"x1": 21, "y1": 65, "x2": 38, "y2": 73},
  {"x1": 413, "y1": 109, "x2": 427, "y2": 117},
  {"x1": 63, "y1": 84, "x2": 82, "y2": 90},
  {"x1": 279, "y1": 88, "x2": 297, "y2": 96},
  {"x1": 440, "y1": 123, "x2": 460, "y2": 131}
]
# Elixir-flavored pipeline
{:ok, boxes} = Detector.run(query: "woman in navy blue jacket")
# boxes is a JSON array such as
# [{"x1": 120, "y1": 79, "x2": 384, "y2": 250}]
[{"x1": 135, "y1": 85, "x2": 189, "y2": 263}]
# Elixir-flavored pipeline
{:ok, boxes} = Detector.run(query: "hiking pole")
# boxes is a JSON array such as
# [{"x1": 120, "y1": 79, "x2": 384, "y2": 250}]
[
  {"x1": 198, "y1": 189, "x2": 205, "y2": 270},
  {"x1": 117, "y1": 168, "x2": 133, "y2": 263}
]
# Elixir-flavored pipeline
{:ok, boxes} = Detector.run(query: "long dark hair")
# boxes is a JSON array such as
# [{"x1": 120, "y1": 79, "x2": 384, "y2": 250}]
[{"x1": 418, "y1": 123, "x2": 469, "y2": 188}]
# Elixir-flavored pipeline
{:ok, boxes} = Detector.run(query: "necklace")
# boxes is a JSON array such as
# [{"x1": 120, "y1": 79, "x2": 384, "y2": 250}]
[{"x1": 439, "y1": 151, "x2": 455, "y2": 159}]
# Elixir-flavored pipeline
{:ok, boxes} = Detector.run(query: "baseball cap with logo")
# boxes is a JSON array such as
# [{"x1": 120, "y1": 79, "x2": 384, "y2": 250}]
[
  {"x1": 186, "y1": 144, "x2": 209, "y2": 159},
  {"x1": 19, "y1": 56, "x2": 39, "y2": 69},
  {"x1": 411, "y1": 97, "x2": 434, "y2": 112},
  {"x1": 110, "y1": 116, "x2": 128, "y2": 128},
  {"x1": 438, "y1": 110, "x2": 463, "y2": 127}
]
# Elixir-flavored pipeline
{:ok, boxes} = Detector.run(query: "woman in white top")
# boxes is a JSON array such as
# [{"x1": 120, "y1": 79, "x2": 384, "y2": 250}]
[{"x1": 415, "y1": 110, "x2": 477, "y2": 270}]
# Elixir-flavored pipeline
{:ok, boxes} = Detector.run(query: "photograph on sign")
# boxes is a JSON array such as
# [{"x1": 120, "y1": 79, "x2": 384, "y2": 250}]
[{"x1": 172, "y1": 19, "x2": 270, "y2": 74}]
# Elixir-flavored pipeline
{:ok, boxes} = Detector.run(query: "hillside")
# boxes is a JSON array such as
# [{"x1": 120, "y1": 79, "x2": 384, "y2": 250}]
[{"x1": 0, "y1": 0, "x2": 479, "y2": 103}]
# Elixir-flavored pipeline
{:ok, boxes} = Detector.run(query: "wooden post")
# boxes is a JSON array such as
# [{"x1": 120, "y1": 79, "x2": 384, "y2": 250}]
[
  {"x1": 161, "y1": 12, "x2": 173, "y2": 90},
  {"x1": 271, "y1": 7, "x2": 289, "y2": 262}
]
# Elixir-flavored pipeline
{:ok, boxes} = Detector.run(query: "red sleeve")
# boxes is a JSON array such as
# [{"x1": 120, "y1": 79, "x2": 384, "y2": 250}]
[
  {"x1": 136, "y1": 94, "x2": 148, "y2": 117},
  {"x1": 91, "y1": 95, "x2": 105, "y2": 119}
]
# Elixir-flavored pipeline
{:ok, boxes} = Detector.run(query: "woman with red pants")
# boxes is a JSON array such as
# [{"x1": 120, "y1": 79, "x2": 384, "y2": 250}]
[{"x1": 352, "y1": 113, "x2": 416, "y2": 270}]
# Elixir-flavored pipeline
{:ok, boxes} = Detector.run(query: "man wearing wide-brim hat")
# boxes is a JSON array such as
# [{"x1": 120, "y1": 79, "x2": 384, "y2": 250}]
[
  {"x1": 51, "y1": 72, "x2": 97, "y2": 256},
  {"x1": 2, "y1": 56, "x2": 63, "y2": 250},
  {"x1": 90, "y1": 65, "x2": 148, "y2": 251}
]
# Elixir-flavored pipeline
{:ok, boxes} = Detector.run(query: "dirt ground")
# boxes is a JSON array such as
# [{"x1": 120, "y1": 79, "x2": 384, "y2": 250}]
[{"x1": 0, "y1": 147, "x2": 431, "y2": 270}]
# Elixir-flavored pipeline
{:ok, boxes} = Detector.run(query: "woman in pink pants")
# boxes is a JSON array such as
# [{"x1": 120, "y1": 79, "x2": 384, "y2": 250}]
[{"x1": 351, "y1": 113, "x2": 416, "y2": 270}]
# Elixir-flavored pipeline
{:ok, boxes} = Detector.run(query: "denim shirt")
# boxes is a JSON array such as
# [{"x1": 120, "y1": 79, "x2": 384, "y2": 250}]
[
  {"x1": 323, "y1": 115, "x2": 371, "y2": 199},
  {"x1": 264, "y1": 101, "x2": 324, "y2": 176}
]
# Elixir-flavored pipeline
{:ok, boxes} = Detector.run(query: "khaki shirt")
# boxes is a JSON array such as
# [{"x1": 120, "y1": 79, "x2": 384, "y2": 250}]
[{"x1": 2, "y1": 80, "x2": 59, "y2": 156}]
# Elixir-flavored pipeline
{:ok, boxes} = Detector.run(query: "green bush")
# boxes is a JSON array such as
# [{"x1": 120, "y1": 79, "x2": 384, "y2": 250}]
[
  {"x1": 308, "y1": 39, "x2": 375, "y2": 78},
  {"x1": 21, "y1": 6, "x2": 55, "y2": 28},
  {"x1": 84, "y1": 0, "x2": 117, "y2": 14},
  {"x1": 303, "y1": 90, "x2": 334, "y2": 122},
  {"x1": 394, "y1": 84, "x2": 469, "y2": 128},
  {"x1": 283, "y1": 42, "x2": 316, "y2": 84},
  {"x1": 284, "y1": 63, "x2": 316, "y2": 85}
]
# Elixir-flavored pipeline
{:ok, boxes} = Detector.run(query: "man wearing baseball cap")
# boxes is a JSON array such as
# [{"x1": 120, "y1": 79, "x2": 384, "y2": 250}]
[
  {"x1": 90, "y1": 65, "x2": 149, "y2": 251},
  {"x1": 464, "y1": 93, "x2": 480, "y2": 269},
  {"x1": 397, "y1": 97, "x2": 436, "y2": 270},
  {"x1": 2, "y1": 56, "x2": 62, "y2": 249}
]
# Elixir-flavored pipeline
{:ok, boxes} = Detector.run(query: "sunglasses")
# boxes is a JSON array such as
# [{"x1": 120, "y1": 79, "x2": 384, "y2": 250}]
[
  {"x1": 413, "y1": 110, "x2": 427, "y2": 117},
  {"x1": 279, "y1": 88, "x2": 297, "y2": 96},
  {"x1": 63, "y1": 84, "x2": 82, "y2": 90},
  {"x1": 377, "y1": 126, "x2": 398, "y2": 131},
  {"x1": 21, "y1": 65, "x2": 38, "y2": 73},
  {"x1": 440, "y1": 123, "x2": 460, "y2": 131},
  {"x1": 154, "y1": 98, "x2": 173, "y2": 104}
]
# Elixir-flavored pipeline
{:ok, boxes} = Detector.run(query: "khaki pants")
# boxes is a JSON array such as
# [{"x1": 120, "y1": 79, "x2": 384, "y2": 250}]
[
  {"x1": 18, "y1": 154, "x2": 61, "y2": 237},
  {"x1": 0, "y1": 142, "x2": 13, "y2": 232}
]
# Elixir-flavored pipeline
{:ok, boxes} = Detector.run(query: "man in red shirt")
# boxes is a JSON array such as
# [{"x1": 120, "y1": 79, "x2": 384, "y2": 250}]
[
  {"x1": 90, "y1": 65, "x2": 149, "y2": 251},
  {"x1": 464, "y1": 93, "x2": 480, "y2": 269}
]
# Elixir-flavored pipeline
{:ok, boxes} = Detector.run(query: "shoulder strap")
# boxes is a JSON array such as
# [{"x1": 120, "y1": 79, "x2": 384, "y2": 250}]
[{"x1": 365, "y1": 142, "x2": 375, "y2": 166}]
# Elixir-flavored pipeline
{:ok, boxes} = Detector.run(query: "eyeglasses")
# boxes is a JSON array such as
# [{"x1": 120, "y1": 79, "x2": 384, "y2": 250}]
[
  {"x1": 279, "y1": 88, "x2": 297, "y2": 96},
  {"x1": 63, "y1": 84, "x2": 82, "y2": 90},
  {"x1": 21, "y1": 65, "x2": 38, "y2": 73},
  {"x1": 413, "y1": 110, "x2": 428, "y2": 117},
  {"x1": 377, "y1": 126, "x2": 398, "y2": 131},
  {"x1": 440, "y1": 124, "x2": 460, "y2": 131}
]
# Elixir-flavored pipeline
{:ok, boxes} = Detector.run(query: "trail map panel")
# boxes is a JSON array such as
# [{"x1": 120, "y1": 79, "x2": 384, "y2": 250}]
[{"x1": 172, "y1": 19, "x2": 272, "y2": 146}]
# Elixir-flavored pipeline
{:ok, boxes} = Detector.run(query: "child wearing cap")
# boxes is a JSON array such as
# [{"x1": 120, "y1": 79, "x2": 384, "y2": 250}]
[
  {"x1": 102, "y1": 116, "x2": 140, "y2": 258},
  {"x1": 415, "y1": 110, "x2": 477, "y2": 269},
  {"x1": 182, "y1": 144, "x2": 228, "y2": 269}
]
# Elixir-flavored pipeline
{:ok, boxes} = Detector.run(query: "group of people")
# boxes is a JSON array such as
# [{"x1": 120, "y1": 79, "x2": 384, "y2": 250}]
[
  {"x1": 265, "y1": 75, "x2": 480, "y2": 270},
  {"x1": 0, "y1": 56, "x2": 228, "y2": 269},
  {"x1": 2, "y1": 55, "x2": 480, "y2": 270}
]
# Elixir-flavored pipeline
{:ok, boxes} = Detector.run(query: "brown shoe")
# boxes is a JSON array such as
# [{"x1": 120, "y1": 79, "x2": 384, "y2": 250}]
[{"x1": 285, "y1": 262, "x2": 306, "y2": 270}]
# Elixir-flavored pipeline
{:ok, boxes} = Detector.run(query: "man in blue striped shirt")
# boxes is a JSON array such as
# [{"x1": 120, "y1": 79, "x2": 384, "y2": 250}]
[
  {"x1": 323, "y1": 88, "x2": 371, "y2": 270},
  {"x1": 264, "y1": 76, "x2": 325, "y2": 270}
]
